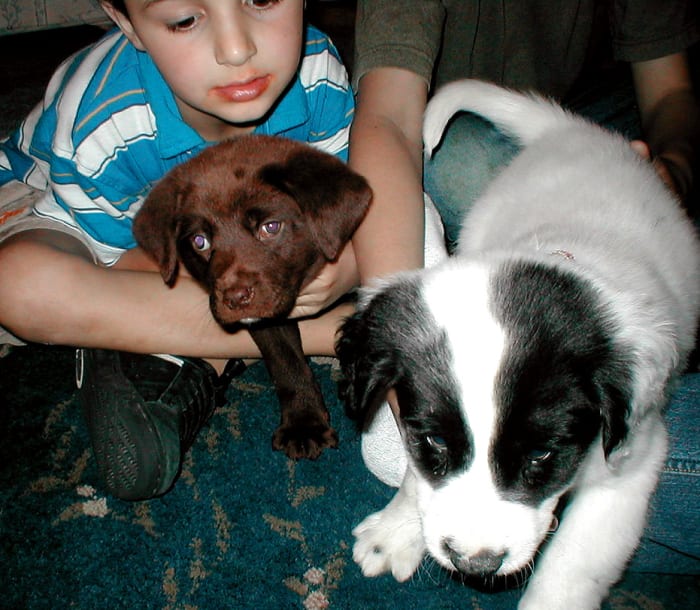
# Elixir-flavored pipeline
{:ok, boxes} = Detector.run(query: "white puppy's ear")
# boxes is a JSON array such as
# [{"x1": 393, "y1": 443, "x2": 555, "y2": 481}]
[
  {"x1": 336, "y1": 293, "x2": 402, "y2": 426},
  {"x1": 588, "y1": 349, "x2": 637, "y2": 458}
]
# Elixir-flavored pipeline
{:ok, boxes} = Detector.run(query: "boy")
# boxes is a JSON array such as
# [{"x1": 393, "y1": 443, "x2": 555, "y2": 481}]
[{"x1": 0, "y1": 0, "x2": 357, "y2": 501}]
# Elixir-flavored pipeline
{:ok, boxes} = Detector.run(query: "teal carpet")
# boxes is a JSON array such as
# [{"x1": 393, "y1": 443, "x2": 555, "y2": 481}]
[{"x1": 1, "y1": 343, "x2": 699, "y2": 609}]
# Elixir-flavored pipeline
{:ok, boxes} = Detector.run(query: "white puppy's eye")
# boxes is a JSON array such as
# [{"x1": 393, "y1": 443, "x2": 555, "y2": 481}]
[
  {"x1": 426, "y1": 435, "x2": 447, "y2": 452},
  {"x1": 527, "y1": 449, "x2": 552, "y2": 464},
  {"x1": 191, "y1": 233, "x2": 211, "y2": 252},
  {"x1": 426, "y1": 435, "x2": 448, "y2": 477}
]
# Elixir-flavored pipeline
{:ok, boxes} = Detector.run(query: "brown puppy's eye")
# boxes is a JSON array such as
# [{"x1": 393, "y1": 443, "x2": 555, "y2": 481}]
[
  {"x1": 191, "y1": 233, "x2": 211, "y2": 251},
  {"x1": 260, "y1": 220, "x2": 282, "y2": 238}
]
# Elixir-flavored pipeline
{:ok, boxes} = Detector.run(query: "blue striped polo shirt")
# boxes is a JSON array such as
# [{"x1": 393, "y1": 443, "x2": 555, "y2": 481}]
[{"x1": 0, "y1": 24, "x2": 355, "y2": 265}]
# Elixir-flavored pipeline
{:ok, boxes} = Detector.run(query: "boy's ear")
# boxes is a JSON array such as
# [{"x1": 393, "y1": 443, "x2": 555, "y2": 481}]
[{"x1": 100, "y1": 2, "x2": 147, "y2": 51}]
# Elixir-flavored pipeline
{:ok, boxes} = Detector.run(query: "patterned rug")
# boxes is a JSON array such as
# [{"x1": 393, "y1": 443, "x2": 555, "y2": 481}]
[{"x1": 2, "y1": 343, "x2": 699, "y2": 610}]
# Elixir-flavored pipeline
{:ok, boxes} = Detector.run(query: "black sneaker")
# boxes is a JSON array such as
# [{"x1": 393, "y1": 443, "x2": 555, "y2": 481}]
[{"x1": 76, "y1": 349, "x2": 246, "y2": 501}]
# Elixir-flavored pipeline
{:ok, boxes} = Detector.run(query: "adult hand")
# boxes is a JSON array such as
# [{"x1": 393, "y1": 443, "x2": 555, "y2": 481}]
[
  {"x1": 631, "y1": 53, "x2": 698, "y2": 201},
  {"x1": 630, "y1": 139, "x2": 684, "y2": 197}
]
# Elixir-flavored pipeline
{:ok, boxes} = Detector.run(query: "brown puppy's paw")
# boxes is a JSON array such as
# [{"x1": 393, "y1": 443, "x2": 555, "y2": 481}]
[{"x1": 272, "y1": 415, "x2": 339, "y2": 460}]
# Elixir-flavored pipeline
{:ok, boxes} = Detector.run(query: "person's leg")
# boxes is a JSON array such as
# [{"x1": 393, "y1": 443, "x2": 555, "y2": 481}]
[
  {"x1": 423, "y1": 112, "x2": 520, "y2": 252},
  {"x1": 0, "y1": 225, "x2": 243, "y2": 499},
  {"x1": 629, "y1": 372, "x2": 700, "y2": 573},
  {"x1": 0, "y1": 218, "x2": 348, "y2": 500}
]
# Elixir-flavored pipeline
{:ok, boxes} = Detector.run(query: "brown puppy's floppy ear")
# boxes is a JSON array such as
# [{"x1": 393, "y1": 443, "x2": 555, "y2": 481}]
[
  {"x1": 132, "y1": 177, "x2": 187, "y2": 286},
  {"x1": 260, "y1": 148, "x2": 372, "y2": 260}
]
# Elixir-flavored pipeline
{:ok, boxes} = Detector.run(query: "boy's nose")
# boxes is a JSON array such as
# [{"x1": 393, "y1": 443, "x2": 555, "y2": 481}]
[{"x1": 214, "y1": 23, "x2": 256, "y2": 66}]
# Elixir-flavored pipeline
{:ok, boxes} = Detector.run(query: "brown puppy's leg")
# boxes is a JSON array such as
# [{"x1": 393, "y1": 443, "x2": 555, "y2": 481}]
[{"x1": 249, "y1": 321, "x2": 338, "y2": 459}]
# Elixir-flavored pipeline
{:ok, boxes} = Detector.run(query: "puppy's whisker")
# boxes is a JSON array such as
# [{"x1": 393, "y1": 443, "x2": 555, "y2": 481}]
[{"x1": 414, "y1": 555, "x2": 447, "y2": 586}]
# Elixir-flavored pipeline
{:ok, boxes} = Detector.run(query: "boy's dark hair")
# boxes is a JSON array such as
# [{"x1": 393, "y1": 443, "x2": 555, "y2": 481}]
[{"x1": 103, "y1": 1, "x2": 127, "y2": 15}]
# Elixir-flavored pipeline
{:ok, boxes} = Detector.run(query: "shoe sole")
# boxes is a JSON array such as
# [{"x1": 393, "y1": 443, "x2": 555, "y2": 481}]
[{"x1": 78, "y1": 349, "x2": 180, "y2": 501}]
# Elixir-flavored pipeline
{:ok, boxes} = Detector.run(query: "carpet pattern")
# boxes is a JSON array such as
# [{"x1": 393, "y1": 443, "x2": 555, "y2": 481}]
[{"x1": 2, "y1": 343, "x2": 699, "y2": 609}]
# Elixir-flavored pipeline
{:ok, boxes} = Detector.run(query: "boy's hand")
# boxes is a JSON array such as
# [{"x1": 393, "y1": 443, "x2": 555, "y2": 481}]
[{"x1": 289, "y1": 243, "x2": 359, "y2": 319}]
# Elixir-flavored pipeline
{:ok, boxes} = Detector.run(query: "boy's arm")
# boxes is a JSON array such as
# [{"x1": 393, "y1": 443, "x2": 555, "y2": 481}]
[{"x1": 291, "y1": 67, "x2": 428, "y2": 319}]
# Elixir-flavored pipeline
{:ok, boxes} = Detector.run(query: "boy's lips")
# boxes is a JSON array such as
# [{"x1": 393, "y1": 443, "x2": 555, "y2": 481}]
[{"x1": 212, "y1": 76, "x2": 271, "y2": 102}]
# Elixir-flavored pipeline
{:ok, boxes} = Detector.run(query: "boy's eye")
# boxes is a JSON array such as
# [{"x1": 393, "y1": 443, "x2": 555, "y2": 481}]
[
  {"x1": 243, "y1": 0, "x2": 282, "y2": 10},
  {"x1": 166, "y1": 15, "x2": 200, "y2": 32}
]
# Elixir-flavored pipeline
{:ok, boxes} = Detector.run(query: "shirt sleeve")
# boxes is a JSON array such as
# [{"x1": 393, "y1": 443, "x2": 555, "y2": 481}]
[
  {"x1": 611, "y1": 0, "x2": 700, "y2": 62},
  {"x1": 352, "y1": 0, "x2": 445, "y2": 89},
  {"x1": 0, "y1": 37, "x2": 171, "y2": 265}
]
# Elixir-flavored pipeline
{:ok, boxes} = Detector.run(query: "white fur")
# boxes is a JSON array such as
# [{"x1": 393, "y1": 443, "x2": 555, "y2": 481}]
[{"x1": 352, "y1": 80, "x2": 700, "y2": 609}]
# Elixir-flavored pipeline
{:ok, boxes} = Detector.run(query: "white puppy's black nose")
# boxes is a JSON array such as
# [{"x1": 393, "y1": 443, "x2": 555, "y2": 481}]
[{"x1": 443, "y1": 539, "x2": 506, "y2": 575}]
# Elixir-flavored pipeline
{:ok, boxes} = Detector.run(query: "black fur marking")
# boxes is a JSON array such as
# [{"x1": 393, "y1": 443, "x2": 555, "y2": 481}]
[
  {"x1": 489, "y1": 261, "x2": 633, "y2": 505},
  {"x1": 337, "y1": 277, "x2": 471, "y2": 486}
]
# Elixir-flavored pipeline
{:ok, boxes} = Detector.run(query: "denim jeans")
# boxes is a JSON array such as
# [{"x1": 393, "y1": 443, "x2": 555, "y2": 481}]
[{"x1": 423, "y1": 77, "x2": 700, "y2": 574}]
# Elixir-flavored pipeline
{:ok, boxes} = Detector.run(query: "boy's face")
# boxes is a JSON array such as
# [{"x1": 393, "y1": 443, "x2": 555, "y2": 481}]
[{"x1": 106, "y1": 0, "x2": 304, "y2": 140}]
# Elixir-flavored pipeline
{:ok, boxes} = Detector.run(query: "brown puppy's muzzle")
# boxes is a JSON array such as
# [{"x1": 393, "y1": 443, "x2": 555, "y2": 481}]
[
  {"x1": 211, "y1": 265, "x2": 299, "y2": 325},
  {"x1": 223, "y1": 284, "x2": 255, "y2": 309},
  {"x1": 214, "y1": 264, "x2": 258, "y2": 311}
]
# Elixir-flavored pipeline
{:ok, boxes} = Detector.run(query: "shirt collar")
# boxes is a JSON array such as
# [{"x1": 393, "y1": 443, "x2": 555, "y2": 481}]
[{"x1": 136, "y1": 51, "x2": 205, "y2": 159}]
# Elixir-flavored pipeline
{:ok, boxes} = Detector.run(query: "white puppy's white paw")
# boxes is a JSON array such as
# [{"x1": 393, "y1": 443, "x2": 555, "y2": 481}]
[
  {"x1": 518, "y1": 583, "x2": 604, "y2": 610},
  {"x1": 517, "y1": 559, "x2": 614, "y2": 610},
  {"x1": 352, "y1": 502, "x2": 426, "y2": 582}
]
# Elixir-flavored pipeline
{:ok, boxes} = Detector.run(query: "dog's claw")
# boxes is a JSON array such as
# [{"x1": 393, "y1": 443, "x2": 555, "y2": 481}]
[
  {"x1": 272, "y1": 420, "x2": 338, "y2": 460},
  {"x1": 352, "y1": 500, "x2": 425, "y2": 582}
]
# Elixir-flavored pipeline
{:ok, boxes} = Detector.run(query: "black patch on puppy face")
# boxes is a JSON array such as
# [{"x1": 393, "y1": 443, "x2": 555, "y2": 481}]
[
  {"x1": 488, "y1": 261, "x2": 633, "y2": 506},
  {"x1": 398, "y1": 324, "x2": 473, "y2": 486},
  {"x1": 337, "y1": 276, "x2": 472, "y2": 486}
]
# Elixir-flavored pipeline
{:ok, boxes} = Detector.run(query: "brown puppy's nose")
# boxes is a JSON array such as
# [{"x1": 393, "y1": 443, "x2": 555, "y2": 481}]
[{"x1": 223, "y1": 286, "x2": 254, "y2": 309}]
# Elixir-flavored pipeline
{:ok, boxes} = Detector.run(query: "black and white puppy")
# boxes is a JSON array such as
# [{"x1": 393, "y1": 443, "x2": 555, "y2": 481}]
[{"x1": 337, "y1": 80, "x2": 700, "y2": 609}]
